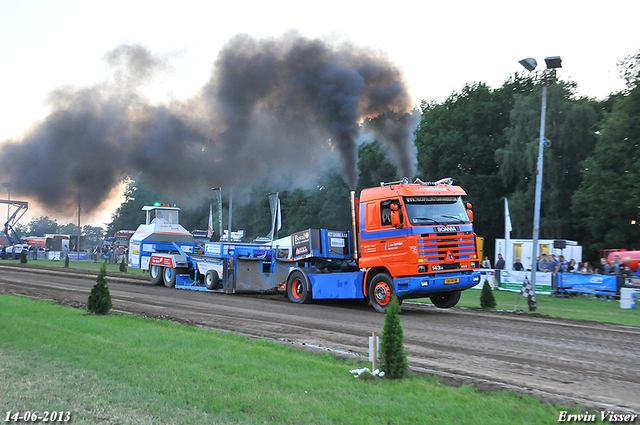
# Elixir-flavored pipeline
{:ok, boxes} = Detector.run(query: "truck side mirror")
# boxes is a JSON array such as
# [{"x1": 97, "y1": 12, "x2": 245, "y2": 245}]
[
  {"x1": 466, "y1": 202, "x2": 474, "y2": 223},
  {"x1": 390, "y1": 203, "x2": 402, "y2": 229}
]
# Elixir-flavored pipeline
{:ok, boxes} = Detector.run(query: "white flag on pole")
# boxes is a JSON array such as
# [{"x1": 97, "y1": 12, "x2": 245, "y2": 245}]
[
  {"x1": 207, "y1": 203, "x2": 214, "y2": 239},
  {"x1": 505, "y1": 198, "x2": 513, "y2": 234}
]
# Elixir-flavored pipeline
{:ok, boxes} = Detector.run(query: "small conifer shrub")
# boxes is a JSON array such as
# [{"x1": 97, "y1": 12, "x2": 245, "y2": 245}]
[
  {"x1": 64, "y1": 254, "x2": 70, "y2": 268},
  {"x1": 380, "y1": 297, "x2": 408, "y2": 379},
  {"x1": 87, "y1": 262, "x2": 112, "y2": 315},
  {"x1": 119, "y1": 256, "x2": 127, "y2": 272},
  {"x1": 20, "y1": 250, "x2": 28, "y2": 264},
  {"x1": 480, "y1": 279, "x2": 497, "y2": 309}
]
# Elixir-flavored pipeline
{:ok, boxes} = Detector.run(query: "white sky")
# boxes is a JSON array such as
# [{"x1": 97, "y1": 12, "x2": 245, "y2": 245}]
[{"x1": 1, "y1": 0, "x2": 639, "y2": 228}]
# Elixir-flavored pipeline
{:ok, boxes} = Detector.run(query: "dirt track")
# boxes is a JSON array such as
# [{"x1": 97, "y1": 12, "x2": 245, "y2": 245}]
[{"x1": 1, "y1": 264, "x2": 639, "y2": 414}]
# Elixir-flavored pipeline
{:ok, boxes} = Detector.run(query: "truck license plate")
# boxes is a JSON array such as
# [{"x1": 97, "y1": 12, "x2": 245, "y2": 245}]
[{"x1": 444, "y1": 278, "x2": 459, "y2": 284}]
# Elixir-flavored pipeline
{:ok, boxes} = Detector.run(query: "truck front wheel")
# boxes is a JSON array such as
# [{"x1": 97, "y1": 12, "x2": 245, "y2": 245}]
[
  {"x1": 430, "y1": 290, "x2": 461, "y2": 308},
  {"x1": 287, "y1": 270, "x2": 312, "y2": 304},
  {"x1": 369, "y1": 273, "x2": 401, "y2": 313},
  {"x1": 150, "y1": 265, "x2": 163, "y2": 285}
]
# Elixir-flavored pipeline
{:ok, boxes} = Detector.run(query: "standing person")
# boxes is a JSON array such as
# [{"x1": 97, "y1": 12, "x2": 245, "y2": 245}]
[
  {"x1": 597, "y1": 258, "x2": 609, "y2": 274},
  {"x1": 567, "y1": 259, "x2": 576, "y2": 273},
  {"x1": 513, "y1": 257, "x2": 524, "y2": 271},
  {"x1": 549, "y1": 254, "x2": 559, "y2": 274},
  {"x1": 613, "y1": 255, "x2": 624, "y2": 275},
  {"x1": 556, "y1": 255, "x2": 568, "y2": 273},
  {"x1": 482, "y1": 256, "x2": 491, "y2": 268},
  {"x1": 580, "y1": 262, "x2": 593, "y2": 274},
  {"x1": 538, "y1": 253, "x2": 551, "y2": 272},
  {"x1": 495, "y1": 254, "x2": 505, "y2": 270}
]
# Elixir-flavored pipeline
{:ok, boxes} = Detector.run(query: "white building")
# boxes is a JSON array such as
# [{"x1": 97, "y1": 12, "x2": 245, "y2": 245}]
[{"x1": 494, "y1": 238, "x2": 582, "y2": 271}]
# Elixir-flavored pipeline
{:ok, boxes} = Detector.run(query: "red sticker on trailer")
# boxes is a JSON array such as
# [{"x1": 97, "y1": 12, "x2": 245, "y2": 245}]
[{"x1": 150, "y1": 256, "x2": 174, "y2": 267}]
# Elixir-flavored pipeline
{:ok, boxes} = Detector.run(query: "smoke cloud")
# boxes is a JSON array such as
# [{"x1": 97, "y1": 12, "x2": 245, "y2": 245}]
[{"x1": 0, "y1": 33, "x2": 418, "y2": 217}]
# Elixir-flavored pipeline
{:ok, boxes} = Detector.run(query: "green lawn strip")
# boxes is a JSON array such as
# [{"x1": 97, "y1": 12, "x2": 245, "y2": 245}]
[
  {"x1": 0, "y1": 295, "x2": 569, "y2": 424},
  {"x1": 0, "y1": 258, "x2": 146, "y2": 276},
  {"x1": 410, "y1": 289, "x2": 640, "y2": 327}
]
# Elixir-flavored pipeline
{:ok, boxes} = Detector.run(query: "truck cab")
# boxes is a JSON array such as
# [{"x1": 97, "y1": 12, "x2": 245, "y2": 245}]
[{"x1": 357, "y1": 178, "x2": 480, "y2": 311}]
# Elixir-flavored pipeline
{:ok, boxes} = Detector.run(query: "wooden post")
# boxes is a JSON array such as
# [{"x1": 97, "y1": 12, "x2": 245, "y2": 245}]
[{"x1": 372, "y1": 331, "x2": 377, "y2": 371}]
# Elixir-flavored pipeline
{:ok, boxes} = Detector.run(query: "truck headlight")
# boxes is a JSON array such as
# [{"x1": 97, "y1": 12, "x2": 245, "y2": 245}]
[
  {"x1": 473, "y1": 275, "x2": 480, "y2": 282},
  {"x1": 420, "y1": 280, "x2": 429, "y2": 287}
]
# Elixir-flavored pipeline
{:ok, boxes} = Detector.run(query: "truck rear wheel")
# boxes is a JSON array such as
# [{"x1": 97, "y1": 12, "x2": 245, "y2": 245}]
[
  {"x1": 369, "y1": 273, "x2": 401, "y2": 313},
  {"x1": 430, "y1": 290, "x2": 461, "y2": 308},
  {"x1": 287, "y1": 270, "x2": 312, "y2": 304},
  {"x1": 163, "y1": 267, "x2": 177, "y2": 288},
  {"x1": 150, "y1": 265, "x2": 163, "y2": 285},
  {"x1": 205, "y1": 270, "x2": 220, "y2": 290}
]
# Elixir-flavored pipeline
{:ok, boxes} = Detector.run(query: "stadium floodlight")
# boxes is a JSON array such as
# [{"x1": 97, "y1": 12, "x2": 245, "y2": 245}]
[
  {"x1": 544, "y1": 56, "x2": 562, "y2": 69},
  {"x1": 518, "y1": 58, "x2": 537, "y2": 72}
]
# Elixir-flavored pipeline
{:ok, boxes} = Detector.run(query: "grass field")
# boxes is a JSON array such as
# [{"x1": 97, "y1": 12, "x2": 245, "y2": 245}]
[
  {"x1": 0, "y1": 295, "x2": 578, "y2": 425},
  {"x1": 413, "y1": 288, "x2": 640, "y2": 327}
]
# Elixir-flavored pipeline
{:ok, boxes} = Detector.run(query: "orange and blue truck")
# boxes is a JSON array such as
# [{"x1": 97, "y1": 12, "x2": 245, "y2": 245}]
[{"x1": 128, "y1": 178, "x2": 481, "y2": 312}]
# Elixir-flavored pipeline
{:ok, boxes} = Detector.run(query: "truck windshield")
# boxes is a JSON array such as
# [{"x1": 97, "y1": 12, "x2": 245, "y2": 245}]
[{"x1": 403, "y1": 196, "x2": 469, "y2": 225}]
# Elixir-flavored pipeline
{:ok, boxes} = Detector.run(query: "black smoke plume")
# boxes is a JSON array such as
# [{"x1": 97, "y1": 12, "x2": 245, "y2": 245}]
[{"x1": 0, "y1": 33, "x2": 418, "y2": 218}]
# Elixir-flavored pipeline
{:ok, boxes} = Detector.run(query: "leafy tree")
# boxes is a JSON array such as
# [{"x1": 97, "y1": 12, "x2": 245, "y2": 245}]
[
  {"x1": 26, "y1": 216, "x2": 58, "y2": 236},
  {"x1": 618, "y1": 50, "x2": 640, "y2": 89},
  {"x1": 83, "y1": 225, "x2": 106, "y2": 247},
  {"x1": 415, "y1": 76, "x2": 534, "y2": 259},
  {"x1": 58, "y1": 223, "x2": 79, "y2": 235},
  {"x1": 107, "y1": 175, "x2": 158, "y2": 234},
  {"x1": 356, "y1": 140, "x2": 398, "y2": 191},
  {"x1": 497, "y1": 79, "x2": 599, "y2": 240},
  {"x1": 379, "y1": 297, "x2": 408, "y2": 379},
  {"x1": 571, "y1": 54, "x2": 640, "y2": 253},
  {"x1": 107, "y1": 174, "x2": 210, "y2": 236},
  {"x1": 87, "y1": 262, "x2": 112, "y2": 315}
]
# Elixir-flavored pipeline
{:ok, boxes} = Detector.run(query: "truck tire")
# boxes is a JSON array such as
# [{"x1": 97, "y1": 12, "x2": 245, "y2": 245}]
[
  {"x1": 287, "y1": 270, "x2": 312, "y2": 304},
  {"x1": 369, "y1": 273, "x2": 401, "y2": 313},
  {"x1": 163, "y1": 267, "x2": 177, "y2": 288},
  {"x1": 150, "y1": 265, "x2": 163, "y2": 286},
  {"x1": 430, "y1": 290, "x2": 461, "y2": 308},
  {"x1": 205, "y1": 270, "x2": 220, "y2": 290}
]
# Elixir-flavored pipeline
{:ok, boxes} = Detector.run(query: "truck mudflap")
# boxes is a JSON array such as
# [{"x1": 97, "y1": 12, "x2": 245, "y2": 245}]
[{"x1": 393, "y1": 271, "x2": 481, "y2": 298}]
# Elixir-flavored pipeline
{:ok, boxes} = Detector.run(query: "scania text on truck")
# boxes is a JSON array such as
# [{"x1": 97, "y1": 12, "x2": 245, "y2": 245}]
[{"x1": 128, "y1": 178, "x2": 481, "y2": 312}]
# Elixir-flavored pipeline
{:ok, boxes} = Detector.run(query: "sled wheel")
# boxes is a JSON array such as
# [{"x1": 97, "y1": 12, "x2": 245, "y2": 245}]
[
  {"x1": 205, "y1": 270, "x2": 220, "y2": 290},
  {"x1": 163, "y1": 267, "x2": 177, "y2": 288},
  {"x1": 150, "y1": 265, "x2": 163, "y2": 285}
]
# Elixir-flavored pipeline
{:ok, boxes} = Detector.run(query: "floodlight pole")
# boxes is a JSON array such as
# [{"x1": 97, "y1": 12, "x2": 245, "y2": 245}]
[
  {"x1": 518, "y1": 56, "x2": 561, "y2": 296},
  {"x1": 530, "y1": 74, "x2": 551, "y2": 293}
]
